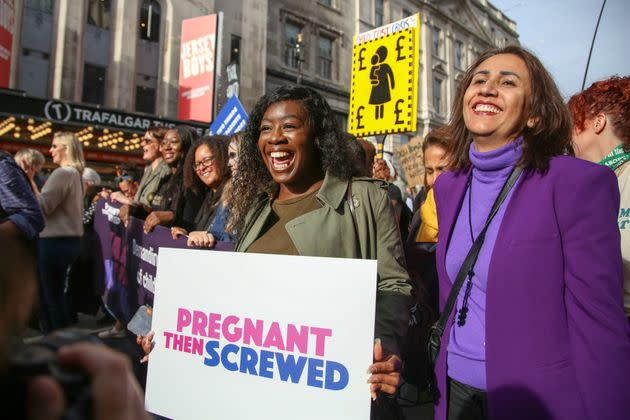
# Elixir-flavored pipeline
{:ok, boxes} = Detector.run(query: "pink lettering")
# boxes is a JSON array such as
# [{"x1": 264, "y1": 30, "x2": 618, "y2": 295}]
[
  {"x1": 222, "y1": 315, "x2": 242, "y2": 342},
  {"x1": 183, "y1": 335, "x2": 193, "y2": 353},
  {"x1": 243, "y1": 318, "x2": 263, "y2": 346},
  {"x1": 176, "y1": 308, "x2": 191, "y2": 333},
  {"x1": 262, "y1": 321, "x2": 286, "y2": 351},
  {"x1": 286, "y1": 324, "x2": 309, "y2": 354},
  {"x1": 311, "y1": 327, "x2": 333, "y2": 357},
  {"x1": 192, "y1": 310, "x2": 208, "y2": 337},
  {"x1": 173, "y1": 332, "x2": 185, "y2": 351},
  {"x1": 164, "y1": 331, "x2": 173, "y2": 349},
  {"x1": 208, "y1": 312, "x2": 222, "y2": 339},
  {"x1": 192, "y1": 337, "x2": 204, "y2": 355}
]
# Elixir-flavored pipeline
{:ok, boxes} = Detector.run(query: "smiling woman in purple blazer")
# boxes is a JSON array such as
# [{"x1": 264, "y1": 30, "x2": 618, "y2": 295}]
[{"x1": 432, "y1": 45, "x2": 630, "y2": 420}]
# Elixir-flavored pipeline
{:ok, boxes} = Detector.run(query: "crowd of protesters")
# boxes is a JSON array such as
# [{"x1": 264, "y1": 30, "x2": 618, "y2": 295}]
[{"x1": 0, "y1": 45, "x2": 629, "y2": 419}]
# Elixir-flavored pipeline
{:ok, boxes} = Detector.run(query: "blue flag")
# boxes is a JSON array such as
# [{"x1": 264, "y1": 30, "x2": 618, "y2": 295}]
[{"x1": 209, "y1": 96, "x2": 249, "y2": 135}]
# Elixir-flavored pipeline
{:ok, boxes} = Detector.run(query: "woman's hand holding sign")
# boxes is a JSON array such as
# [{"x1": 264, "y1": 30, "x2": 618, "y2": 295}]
[{"x1": 367, "y1": 338, "x2": 401, "y2": 399}]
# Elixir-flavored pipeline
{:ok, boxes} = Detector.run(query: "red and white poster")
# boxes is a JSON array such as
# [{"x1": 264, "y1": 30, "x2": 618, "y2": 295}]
[
  {"x1": 178, "y1": 14, "x2": 218, "y2": 123},
  {"x1": 0, "y1": 0, "x2": 14, "y2": 88}
]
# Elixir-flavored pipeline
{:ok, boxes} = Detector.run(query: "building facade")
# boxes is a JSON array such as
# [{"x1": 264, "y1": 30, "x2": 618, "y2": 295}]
[{"x1": 4, "y1": 0, "x2": 517, "y2": 173}]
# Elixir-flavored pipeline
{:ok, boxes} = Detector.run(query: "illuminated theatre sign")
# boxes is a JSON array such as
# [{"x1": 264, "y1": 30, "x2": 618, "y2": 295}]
[
  {"x1": 146, "y1": 250, "x2": 378, "y2": 419},
  {"x1": 0, "y1": 90, "x2": 206, "y2": 163}
]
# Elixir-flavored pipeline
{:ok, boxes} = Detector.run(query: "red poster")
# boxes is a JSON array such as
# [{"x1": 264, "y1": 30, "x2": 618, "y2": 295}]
[
  {"x1": 0, "y1": 0, "x2": 14, "y2": 88},
  {"x1": 178, "y1": 14, "x2": 218, "y2": 123}
]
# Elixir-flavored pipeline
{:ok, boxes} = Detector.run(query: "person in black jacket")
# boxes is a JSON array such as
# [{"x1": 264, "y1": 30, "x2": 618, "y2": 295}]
[{"x1": 142, "y1": 126, "x2": 203, "y2": 233}]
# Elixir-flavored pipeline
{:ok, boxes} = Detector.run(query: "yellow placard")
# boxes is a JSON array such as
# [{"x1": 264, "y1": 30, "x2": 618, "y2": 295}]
[{"x1": 349, "y1": 14, "x2": 420, "y2": 138}]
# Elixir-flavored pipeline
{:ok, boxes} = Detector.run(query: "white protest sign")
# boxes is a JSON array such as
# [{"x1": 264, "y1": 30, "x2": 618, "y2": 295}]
[{"x1": 145, "y1": 249, "x2": 377, "y2": 420}]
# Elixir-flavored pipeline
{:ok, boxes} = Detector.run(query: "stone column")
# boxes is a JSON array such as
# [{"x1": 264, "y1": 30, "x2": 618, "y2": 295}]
[
  {"x1": 51, "y1": 0, "x2": 84, "y2": 100},
  {"x1": 107, "y1": 0, "x2": 140, "y2": 110}
]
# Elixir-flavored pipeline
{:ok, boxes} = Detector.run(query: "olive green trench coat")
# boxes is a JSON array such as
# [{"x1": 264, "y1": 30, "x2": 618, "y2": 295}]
[{"x1": 235, "y1": 172, "x2": 412, "y2": 356}]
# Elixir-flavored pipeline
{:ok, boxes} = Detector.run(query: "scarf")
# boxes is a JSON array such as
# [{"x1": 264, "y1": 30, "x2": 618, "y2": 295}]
[{"x1": 599, "y1": 144, "x2": 630, "y2": 171}]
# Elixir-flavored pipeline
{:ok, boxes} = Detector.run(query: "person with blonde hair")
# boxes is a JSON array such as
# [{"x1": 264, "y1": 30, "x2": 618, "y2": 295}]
[
  {"x1": 14, "y1": 148, "x2": 45, "y2": 191},
  {"x1": 35, "y1": 132, "x2": 85, "y2": 332}
]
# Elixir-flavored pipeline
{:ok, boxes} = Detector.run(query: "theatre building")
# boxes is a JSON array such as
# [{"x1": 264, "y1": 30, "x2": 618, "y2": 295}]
[{"x1": 1, "y1": 0, "x2": 221, "y2": 179}]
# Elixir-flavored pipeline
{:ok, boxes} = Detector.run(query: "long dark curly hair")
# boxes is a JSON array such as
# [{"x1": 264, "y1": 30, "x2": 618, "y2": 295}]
[
  {"x1": 183, "y1": 135, "x2": 231, "y2": 195},
  {"x1": 447, "y1": 45, "x2": 573, "y2": 172},
  {"x1": 230, "y1": 85, "x2": 351, "y2": 234},
  {"x1": 158, "y1": 125, "x2": 199, "y2": 212}
]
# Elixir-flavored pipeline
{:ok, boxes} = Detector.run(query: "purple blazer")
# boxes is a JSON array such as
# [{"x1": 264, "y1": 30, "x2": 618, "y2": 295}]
[{"x1": 433, "y1": 156, "x2": 630, "y2": 420}]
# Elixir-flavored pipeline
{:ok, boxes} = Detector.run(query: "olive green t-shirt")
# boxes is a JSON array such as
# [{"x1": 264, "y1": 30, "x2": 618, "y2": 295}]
[{"x1": 246, "y1": 189, "x2": 321, "y2": 255}]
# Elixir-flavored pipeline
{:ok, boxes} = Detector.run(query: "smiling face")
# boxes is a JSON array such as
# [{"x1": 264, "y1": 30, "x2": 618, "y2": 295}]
[
  {"x1": 161, "y1": 129, "x2": 183, "y2": 166},
  {"x1": 257, "y1": 100, "x2": 322, "y2": 196},
  {"x1": 194, "y1": 144, "x2": 222, "y2": 190},
  {"x1": 463, "y1": 53, "x2": 532, "y2": 150},
  {"x1": 50, "y1": 137, "x2": 66, "y2": 166},
  {"x1": 141, "y1": 131, "x2": 161, "y2": 162},
  {"x1": 228, "y1": 139, "x2": 239, "y2": 176}
]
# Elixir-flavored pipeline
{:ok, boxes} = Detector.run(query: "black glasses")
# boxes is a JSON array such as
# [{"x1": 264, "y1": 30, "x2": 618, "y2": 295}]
[{"x1": 193, "y1": 155, "x2": 216, "y2": 171}]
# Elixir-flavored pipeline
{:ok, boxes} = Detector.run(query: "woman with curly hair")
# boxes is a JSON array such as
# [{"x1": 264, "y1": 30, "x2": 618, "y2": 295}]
[
  {"x1": 568, "y1": 75, "x2": 630, "y2": 322},
  {"x1": 171, "y1": 135, "x2": 235, "y2": 247},
  {"x1": 230, "y1": 85, "x2": 412, "y2": 417},
  {"x1": 430, "y1": 45, "x2": 630, "y2": 420}
]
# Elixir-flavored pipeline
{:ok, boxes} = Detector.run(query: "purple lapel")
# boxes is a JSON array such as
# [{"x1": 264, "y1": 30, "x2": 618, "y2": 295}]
[{"x1": 438, "y1": 167, "x2": 472, "y2": 285}]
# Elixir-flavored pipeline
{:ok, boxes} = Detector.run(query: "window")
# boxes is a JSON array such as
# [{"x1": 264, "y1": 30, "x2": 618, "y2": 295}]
[
  {"x1": 403, "y1": 9, "x2": 412, "y2": 18},
  {"x1": 454, "y1": 40, "x2": 464, "y2": 69},
  {"x1": 87, "y1": 0, "x2": 111, "y2": 30},
  {"x1": 84, "y1": 0, "x2": 111, "y2": 103},
  {"x1": 334, "y1": 112, "x2": 347, "y2": 132},
  {"x1": 375, "y1": 0, "x2": 384, "y2": 27},
  {"x1": 83, "y1": 64, "x2": 106, "y2": 105},
  {"x1": 136, "y1": 0, "x2": 160, "y2": 113},
  {"x1": 230, "y1": 35, "x2": 241, "y2": 65},
  {"x1": 136, "y1": 74, "x2": 157, "y2": 114},
  {"x1": 19, "y1": 0, "x2": 55, "y2": 96},
  {"x1": 433, "y1": 78, "x2": 443, "y2": 114},
  {"x1": 25, "y1": 0, "x2": 54, "y2": 12},
  {"x1": 318, "y1": 36, "x2": 333, "y2": 79},
  {"x1": 139, "y1": 0, "x2": 160, "y2": 42},
  {"x1": 432, "y1": 27, "x2": 442, "y2": 58},
  {"x1": 284, "y1": 22, "x2": 301, "y2": 68},
  {"x1": 318, "y1": 0, "x2": 332, "y2": 6}
]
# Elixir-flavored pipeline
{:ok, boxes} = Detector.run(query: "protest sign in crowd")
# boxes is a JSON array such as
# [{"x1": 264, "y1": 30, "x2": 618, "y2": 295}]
[{"x1": 1, "y1": 35, "x2": 629, "y2": 420}]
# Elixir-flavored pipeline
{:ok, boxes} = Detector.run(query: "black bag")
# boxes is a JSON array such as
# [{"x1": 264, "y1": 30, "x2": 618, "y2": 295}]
[{"x1": 426, "y1": 166, "x2": 522, "y2": 400}]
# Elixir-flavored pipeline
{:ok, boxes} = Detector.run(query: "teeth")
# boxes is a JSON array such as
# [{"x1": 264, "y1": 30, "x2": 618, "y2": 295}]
[
  {"x1": 475, "y1": 104, "x2": 500, "y2": 113},
  {"x1": 270, "y1": 151, "x2": 290, "y2": 158},
  {"x1": 274, "y1": 163, "x2": 289, "y2": 170}
]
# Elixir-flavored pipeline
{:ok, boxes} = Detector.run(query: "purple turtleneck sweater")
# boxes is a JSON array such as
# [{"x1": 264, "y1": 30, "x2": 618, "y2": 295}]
[{"x1": 445, "y1": 138, "x2": 523, "y2": 390}]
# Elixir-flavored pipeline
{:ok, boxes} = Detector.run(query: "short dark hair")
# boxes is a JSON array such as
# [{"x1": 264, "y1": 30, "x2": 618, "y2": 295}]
[
  {"x1": 422, "y1": 126, "x2": 449, "y2": 154},
  {"x1": 183, "y1": 135, "x2": 231, "y2": 195},
  {"x1": 230, "y1": 85, "x2": 351, "y2": 233},
  {"x1": 447, "y1": 45, "x2": 572, "y2": 171},
  {"x1": 146, "y1": 127, "x2": 168, "y2": 142}
]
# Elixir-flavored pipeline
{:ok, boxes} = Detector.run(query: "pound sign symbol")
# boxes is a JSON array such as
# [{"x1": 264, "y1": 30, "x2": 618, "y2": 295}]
[
  {"x1": 358, "y1": 48, "x2": 367, "y2": 71},
  {"x1": 396, "y1": 36, "x2": 406, "y2": 61},
  {"x1": 356, "y1": 106, "x2": 365, "y2": 129},
  {"x1": 394, "y1": 99, "x2": 405, "y2": 125}
]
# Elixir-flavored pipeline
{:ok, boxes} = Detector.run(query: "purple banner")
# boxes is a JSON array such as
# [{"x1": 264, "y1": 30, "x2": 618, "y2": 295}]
[{"x1": 93, "y1": 200, "x2": 233, "y2": 323}]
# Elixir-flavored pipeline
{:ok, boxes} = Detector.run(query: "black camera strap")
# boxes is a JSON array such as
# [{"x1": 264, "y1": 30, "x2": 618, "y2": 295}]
[{"x1": 430, "y1": 165, "x2": 522, "y2": 350}]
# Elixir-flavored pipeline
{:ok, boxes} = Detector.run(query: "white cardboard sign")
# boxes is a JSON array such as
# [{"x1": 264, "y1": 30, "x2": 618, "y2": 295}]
[{"x1": 145, "y1": 249, "x2": 377, "y2": 419}]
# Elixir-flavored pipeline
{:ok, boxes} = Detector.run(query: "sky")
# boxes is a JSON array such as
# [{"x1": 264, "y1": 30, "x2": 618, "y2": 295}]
[{"x1": 490, "y1": 0, "x2": 630, "y2": 98}]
